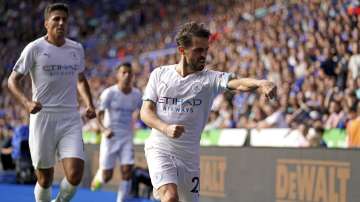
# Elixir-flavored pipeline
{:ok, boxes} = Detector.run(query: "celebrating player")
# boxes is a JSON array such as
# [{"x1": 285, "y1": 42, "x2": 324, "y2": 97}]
[{"x1": 140, "y1": 21, "x2": 277, "y2": 202}]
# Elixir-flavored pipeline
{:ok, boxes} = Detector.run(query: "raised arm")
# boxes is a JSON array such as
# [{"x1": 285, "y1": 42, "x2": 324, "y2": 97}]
[
  {"x1": 7, "y1": 71, "x2": 42, "y2": 114},
  {"x1": 140, "y1": 100, "x2": 184, "y2": 138},
  {"x1": 77, "y1": 72, "x2": 96, "y2": 119},
  {"x1": 227, "y1": 78, "x2": 277, "y2": 99}
]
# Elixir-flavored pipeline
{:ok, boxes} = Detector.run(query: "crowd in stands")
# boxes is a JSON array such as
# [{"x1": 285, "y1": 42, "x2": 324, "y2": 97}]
[{"x1": 0, "y1": 0, "x2": 359, "y2": 149}]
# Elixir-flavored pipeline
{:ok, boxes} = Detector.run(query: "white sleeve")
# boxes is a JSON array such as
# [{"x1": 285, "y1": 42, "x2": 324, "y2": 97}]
[
  {"x1": 142, "y1": 68, "x2": 159, "y2": 102},
  {"x1": 212, "y1": 71, "x2": 235, "y2": 95},
  {"x1": 13, "y1": 43, "x2": 35, "y2": 75},
  {"x1": 99, "y1": 89, "x2": 111, "y2": 111}
]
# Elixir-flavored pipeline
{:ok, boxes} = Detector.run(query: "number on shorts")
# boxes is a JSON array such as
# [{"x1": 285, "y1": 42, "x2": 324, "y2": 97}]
[{"x1": 191, "y1": 177, "x2": 200, "y2": 193}]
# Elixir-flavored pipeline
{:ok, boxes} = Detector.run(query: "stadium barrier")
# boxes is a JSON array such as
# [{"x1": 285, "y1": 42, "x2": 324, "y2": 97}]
[
  {"x1": 53, "y1": 143, "x2": 359, "y2": 202},
  {"x1": 84, "y1": 128, "x2": 348, "y2": 148}
]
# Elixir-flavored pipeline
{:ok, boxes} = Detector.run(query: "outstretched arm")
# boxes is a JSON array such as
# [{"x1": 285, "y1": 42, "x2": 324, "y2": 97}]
[
  {"x1": 140, "y1": 100, "x2": 184, "y2": 138},
  {"x1": 77, "y1": 72, "x2": 96, "y2": 119},
  {"x1": 227, "y1": 78, "x2": 277, "y2": 99},
  {"x1": 7, "y1": 71, "x2": 42, "y2": 114}
]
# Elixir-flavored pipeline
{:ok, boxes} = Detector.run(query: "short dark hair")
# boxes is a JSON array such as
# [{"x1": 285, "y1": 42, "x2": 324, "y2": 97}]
[
  {"x1": 116, "y1": 62, "x2": 132, "y2": 71},
  {"x1": 44, "y1": 3, "x2": 69, "y2": 20},
  {"x1": 175, "y1": 22, "x2": 211, "y2": 48}
]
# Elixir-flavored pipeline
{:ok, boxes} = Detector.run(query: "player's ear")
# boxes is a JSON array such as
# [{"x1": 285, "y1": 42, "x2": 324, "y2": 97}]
[
  {"x1": 178, "y1": 47, "x2": 185, "y2": 55},
  {"x1": 44, "y1": 20, "x2": 48, "y2": 30}
]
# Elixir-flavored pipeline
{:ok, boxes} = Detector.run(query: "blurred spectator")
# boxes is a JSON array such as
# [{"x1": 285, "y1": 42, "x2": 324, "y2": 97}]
[
  {"x1": 10, "y1": 115, "x2": 36, "y2": 184},
  {"x1": 307, "y1": 120, "x2": 327, "y2": 148},
  {"x1": 325, "y1": 100, "x2": 346, "y2": 129},
  {"x1": 348, "y1": 42, "x2": 360, "y2": 79},
  {"x1": 0, "y1": 114, "x2": 15, "y2": 170},
  {"x1": 1, "y1": 133, "x2": 15, "y2": 170},
  {"x1": 346, "y1": 106, "x2": 360, "y2": 147},
  {"x1": 283, "y1": 124, "x2": 310, "y2": 147},
  {"x1": 257, "y1": 100, "x2": 288, "y2": 128}
]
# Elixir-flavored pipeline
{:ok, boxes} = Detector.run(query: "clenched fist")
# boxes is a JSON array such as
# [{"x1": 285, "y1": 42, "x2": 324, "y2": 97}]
[
  {"x1": 103, "y1": 128, "x2": 114, "y2": 139},
  {"x1": 85, "y1": 106, "x2": 96, "y2": 119},
  {"x1": 26, "y1": 101, "x2": 42, "y2": 114},
  {"x1": 164, "y1": 124, "x2": 185, "y2": 139}
]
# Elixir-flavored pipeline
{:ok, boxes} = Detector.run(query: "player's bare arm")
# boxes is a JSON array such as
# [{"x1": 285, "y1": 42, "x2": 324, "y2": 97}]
[
  {"x1": 140, "y1": 100, "x2": 185, "y2": 138},
  {"x1": 77, "y1": 72, "x2": 96, "y2": 119},
  {"x1": 7, "y1": 71, "x2": 42, "y2": 114},
  {"x1": 227, "y1": 78, "x2": 277, "y2": 100},
  {"x1": 96, "y1": 110, "x2": 113, "y2": 138}
]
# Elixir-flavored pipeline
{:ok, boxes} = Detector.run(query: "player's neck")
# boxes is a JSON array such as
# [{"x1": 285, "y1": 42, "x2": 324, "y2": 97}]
[
  {"x1": 176, "y1": 58, "x2": 196, "y2": 77},
  {"x1": 45, "y1": 35, "x2": 65, "y2": 47},
  {"x1": 118, "y1": 83, "x2": 132, "y2": 94}
]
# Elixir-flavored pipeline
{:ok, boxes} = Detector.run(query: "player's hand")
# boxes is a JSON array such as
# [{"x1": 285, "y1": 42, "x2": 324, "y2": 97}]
[
  {"x1": 85, "y1": 106, "x2": 96, "y2": 119},
  {"x1": 258, "y1": 80, "x2": 277, "y2": 100},
  {"x1": 26, "y1": 101, "x2": 42, "y2": 114},
  {"x1": 103, "y1": 128, "x2": 113, "y2": 139},
  {"x1": 164, "y1": 124, "x2": 185, "y2": 139}
]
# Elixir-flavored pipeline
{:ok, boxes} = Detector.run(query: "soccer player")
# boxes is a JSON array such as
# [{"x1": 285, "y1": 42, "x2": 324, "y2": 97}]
[
  {"x1": 90, "y1": 63, "x2": 142, "y2": 202},
  {"x1": 140, "y1": 22, "x2": 277, "y2": 202},
  {"x1": 7, "y1": 3, "x2": 96, "y2": 202}
]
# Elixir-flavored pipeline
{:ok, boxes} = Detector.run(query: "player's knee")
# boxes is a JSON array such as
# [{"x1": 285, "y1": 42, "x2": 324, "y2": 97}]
[
  {"x1": 103, "y1": 172, "x2": 113, "y2": 183},
  {"x1": 66, "y1": 169, "x2": 83, "y2": 185},
  {"x1": 37, "y1": 176, "x2": 53, "y2": 188},
  {"x1": 121, "y1": 170, "x2": 132, "y2": 180},
  {"x1": 162, "y1": 192, "x2": 179, "y2": 202}
]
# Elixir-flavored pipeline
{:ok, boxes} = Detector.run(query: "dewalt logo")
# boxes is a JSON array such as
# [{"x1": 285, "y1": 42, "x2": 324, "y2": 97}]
[{"x1": 275, "y1": 159, "x2": 350, "y2": 202}]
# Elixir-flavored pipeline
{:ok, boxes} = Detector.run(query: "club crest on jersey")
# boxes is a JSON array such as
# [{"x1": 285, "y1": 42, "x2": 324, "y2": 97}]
[
  {"x1": 191, "y1": 82, "x2": 202, "y2": 94},
  {"x1": 69, "y1": 51, "x2": 78, "y2": 60}
]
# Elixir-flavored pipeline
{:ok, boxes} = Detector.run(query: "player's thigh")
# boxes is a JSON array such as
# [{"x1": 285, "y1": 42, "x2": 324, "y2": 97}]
[
  {"x1": 178, "y1": 166, "x2": 200, "y2": 202},
  {"x1": 29, "y1": 112, "x2": 57, "y2": 169},
  {"x1": 99, "y1": 137, "x2": 122, "y2": 170},
  {"x1": 57, "y1": 112, "x2": 85, "y2": 161},
  {"x1": 119, "y1": 139, "x2": 134, "y2": 165},
  {"x1": 145, "y1": 148, "x2": 178, "y2": 189},
  {"x1": 176, "y1": 159, "x2": 200, "y2": 202}
]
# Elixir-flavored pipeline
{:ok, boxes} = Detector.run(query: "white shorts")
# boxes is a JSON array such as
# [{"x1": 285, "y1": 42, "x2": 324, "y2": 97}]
[
  {"x1": 29, "y1": 110, "x2": 85, "y2": 169},
  {"x1": 145, "y1": 147, "x2": 200, "y2": 202},
  {"x1": 99, "y1": 133, "x2": 134, "y2": 170}
]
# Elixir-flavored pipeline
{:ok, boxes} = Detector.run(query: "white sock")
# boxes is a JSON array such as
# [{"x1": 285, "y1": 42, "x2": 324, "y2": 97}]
[
  {"x1": 54, "y1": 178, "x2": 77, "y2": 202},
  {"x1": 34, "y1": 182, "x2": 51, "y2": 202},
  {"x1": 117, "y1": 180, "x2": 132, "y2": 202},
  {"x1": 95, "y1": 169, "x2": 105, "y2": 183}
]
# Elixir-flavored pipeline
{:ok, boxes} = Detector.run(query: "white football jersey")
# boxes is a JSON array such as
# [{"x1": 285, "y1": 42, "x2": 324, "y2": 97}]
[
  {"x1": 99, "y1": 85, "x2": 142, "y2": 135},
  {"x1": 143, "y1": 64, "x2": 233, "y2": 170},
  {"x1": 13, "y1": 36, "x2": 85, "y2": 112}
]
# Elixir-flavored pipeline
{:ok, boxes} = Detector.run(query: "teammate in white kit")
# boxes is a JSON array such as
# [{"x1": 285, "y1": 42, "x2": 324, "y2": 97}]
[
  {"x1": 90, "y1": 63, "x2": 142, "y2": 202},
  {"x1": 7, "y1": 3, "x2": 96, "y2": 202},
  {"x1": 140, "y1": 22, "x2": 277, "y2": 202}
]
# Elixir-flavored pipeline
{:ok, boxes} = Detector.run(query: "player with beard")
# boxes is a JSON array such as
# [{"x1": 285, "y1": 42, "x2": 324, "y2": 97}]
[{"x1": 140, "y1": 22, "x2": 277, "y2": 202}]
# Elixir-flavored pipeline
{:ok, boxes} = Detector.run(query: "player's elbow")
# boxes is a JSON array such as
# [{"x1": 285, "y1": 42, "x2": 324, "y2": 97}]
[
  {"x1": 7, "y1": 73, "x2": 17, "y2": 93},
  {"x1": 139, "y1": 107, "x2": 148, "y2": 122}
]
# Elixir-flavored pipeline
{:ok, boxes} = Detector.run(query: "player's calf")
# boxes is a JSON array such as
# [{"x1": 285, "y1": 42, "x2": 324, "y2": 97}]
[{"x1": 90, "y1": 169, "x2": 113, "y2": 191}]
